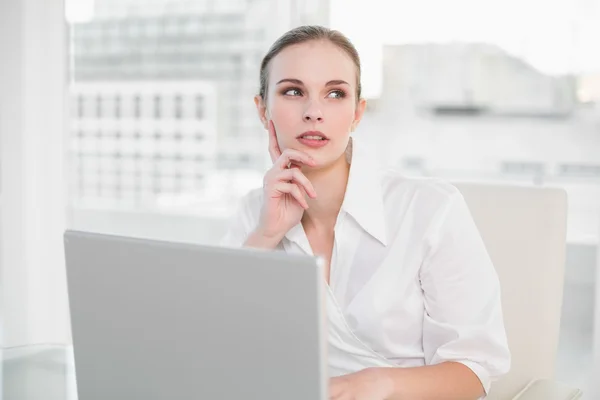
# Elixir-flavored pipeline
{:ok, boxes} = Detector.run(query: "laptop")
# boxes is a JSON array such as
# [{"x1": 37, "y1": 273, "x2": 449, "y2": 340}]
[{"x1": 64, "y1": 230, "x2": 328, "y2": 400}]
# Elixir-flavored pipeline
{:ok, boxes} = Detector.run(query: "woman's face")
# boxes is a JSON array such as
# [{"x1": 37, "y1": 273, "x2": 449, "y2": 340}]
[{"x1": 257, "y1": 40, "x2": 366, "y2": 168}]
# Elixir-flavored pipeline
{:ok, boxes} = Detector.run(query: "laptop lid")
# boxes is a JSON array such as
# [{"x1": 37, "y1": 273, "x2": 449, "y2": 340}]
[{"x1": 64, "y1": 230, "x2": 327, "y2": 400}]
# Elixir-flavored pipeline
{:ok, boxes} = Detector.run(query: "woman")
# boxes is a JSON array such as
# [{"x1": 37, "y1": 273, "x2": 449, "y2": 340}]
[{"x1": 221, "y1": 25, "x2": 510, "y2": 400}]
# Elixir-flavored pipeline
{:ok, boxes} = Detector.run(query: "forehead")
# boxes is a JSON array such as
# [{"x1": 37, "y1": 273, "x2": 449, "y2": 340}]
[{"x1": 269, "y1": 40, "x2": 357, "y2": 86}]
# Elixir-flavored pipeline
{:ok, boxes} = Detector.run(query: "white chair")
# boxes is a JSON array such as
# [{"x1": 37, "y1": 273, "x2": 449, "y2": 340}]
[{"x1": 454, "y1": 182, "x2": 583, "y2": 400}]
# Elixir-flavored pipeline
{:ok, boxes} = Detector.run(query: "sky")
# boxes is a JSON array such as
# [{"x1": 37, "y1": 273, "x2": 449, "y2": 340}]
[{"x1": 330, "y1": 0, "x2": 600, "y2": 74}]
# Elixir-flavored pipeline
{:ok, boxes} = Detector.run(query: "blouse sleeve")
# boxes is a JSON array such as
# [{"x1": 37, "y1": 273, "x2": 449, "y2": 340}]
[{"x1": 419, "y1": 189, "x2": 511, "y2": 395}]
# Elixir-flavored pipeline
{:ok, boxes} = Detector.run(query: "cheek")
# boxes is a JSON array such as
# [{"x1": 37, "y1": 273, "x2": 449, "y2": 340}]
[
  {"x1": 326, "y1": 103, "x2": 356, "y2": 129},
  {"x1": 268, "y1": 101, "x2": 299, "y2": 143},
  {"x1": 269, "y1": 101, "x2": 297, "y2": 122}
]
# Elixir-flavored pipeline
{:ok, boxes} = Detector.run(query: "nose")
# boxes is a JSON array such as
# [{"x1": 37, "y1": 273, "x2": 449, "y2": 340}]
[{"x1": 302, "y1": 101, "x2": 323, "y2": 122}]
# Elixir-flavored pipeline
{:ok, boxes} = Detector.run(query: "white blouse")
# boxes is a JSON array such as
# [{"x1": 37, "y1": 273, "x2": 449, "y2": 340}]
[{"x1": 220, "y1": 137, "x2": 511, "y2": 395}]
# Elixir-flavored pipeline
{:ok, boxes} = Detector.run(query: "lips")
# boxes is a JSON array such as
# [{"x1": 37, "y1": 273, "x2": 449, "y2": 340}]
[
  {"x1": 296, "y1": 131, "x2": 328, "y2": 140},
  {"x1": 296, "y1": 131, "x2": 330, "y2": 148}
]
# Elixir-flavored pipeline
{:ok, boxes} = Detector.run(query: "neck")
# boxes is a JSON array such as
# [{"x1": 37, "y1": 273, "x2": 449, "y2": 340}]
[{"x1": 301, "y1": 153, "x2": 350, "y2": 230}]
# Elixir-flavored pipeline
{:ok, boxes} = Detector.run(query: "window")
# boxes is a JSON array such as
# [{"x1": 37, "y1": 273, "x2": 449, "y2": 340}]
[
  {"x1": 164, "y1": 17, "x2": 179, "y2": 36},
  {"x1": 144, "y1": 19, "x2": 160, "y2": 36},
  {"x1": 115, "y1": 94, "x2": 121, "y2": 119},
  {"x1": 558, "y1": 164, "x2": 600, "y2": 178},
  {"x1": 432, "y1": 105, "x2": 487, "y2": 116},
  {"x1": 133, "y1": 95, "x2": 141, "y2": 119},
  {"x1": 184, "y1": 17, "x2": 201, "y2": 34},
  {"x1": 153, "y1": 95, "x2": 161, "y2": 119},
  {"x1": 500, "y1": 161, "x2": 545, "y2": 176},
  {"x1": 128, "y1": 21, "x2": 142, "y2": 37},
  {"x1": 77, "y1": 95, "x2": 84, "y2": 118},
  {"x1": 174, "y1": 94, "x2": 183, "y2": 119},
  {"x1": 95, "y1": 94, "x2": 103, "y2": 118},
  {"x1": 402, "y1": 156, "x2": 425, "y2": 170},
  {"x1": 195, "y1": 94, "x2": 204, "y2": 119}
]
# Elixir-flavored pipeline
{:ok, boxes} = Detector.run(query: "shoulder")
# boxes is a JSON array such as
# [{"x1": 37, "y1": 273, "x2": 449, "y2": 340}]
[
  {"x1": 375, "y1": 167, "x2": 471, "y2": 241},
  {"x1": 379, "y1": 167, "x2": 462, "y2": 212}
]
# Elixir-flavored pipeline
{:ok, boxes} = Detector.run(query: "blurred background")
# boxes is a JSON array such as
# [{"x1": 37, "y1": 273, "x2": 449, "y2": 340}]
[{"x1": 1, "y1": 0, "x2": 599, "y2": 398}]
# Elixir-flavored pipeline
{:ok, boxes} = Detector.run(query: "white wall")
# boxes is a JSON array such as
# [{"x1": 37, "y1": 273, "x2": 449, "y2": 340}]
[{"x1": 0, "y1": 0, "x2": 71, "y2": 347}]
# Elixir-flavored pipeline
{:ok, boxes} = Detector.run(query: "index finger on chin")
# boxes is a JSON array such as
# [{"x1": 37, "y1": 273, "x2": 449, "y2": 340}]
[{"x1": 267, "y1": 120, "x2": 282, "y2": 162}]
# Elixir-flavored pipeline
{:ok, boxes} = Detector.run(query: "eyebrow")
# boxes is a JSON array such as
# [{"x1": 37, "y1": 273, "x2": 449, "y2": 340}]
[{"x1": 275, "y1": 78, "x2": 350, "y2": 86}]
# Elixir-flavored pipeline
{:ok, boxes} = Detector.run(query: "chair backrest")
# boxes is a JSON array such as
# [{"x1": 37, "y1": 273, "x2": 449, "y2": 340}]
[{"x1": 454, "y1": 182, "x2": 568, "y2": 400}]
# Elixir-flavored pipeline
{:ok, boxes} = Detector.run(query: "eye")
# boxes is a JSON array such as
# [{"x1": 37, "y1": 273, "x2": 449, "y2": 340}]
[
  {"x1": 283, "y1": 88, "x2": 302, "y2": 96},
  {"x1": 327, "y1": 90, "x2": 346, "y2": 99}
]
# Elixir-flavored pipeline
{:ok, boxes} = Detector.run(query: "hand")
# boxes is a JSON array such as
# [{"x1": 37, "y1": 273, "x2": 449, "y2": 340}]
[
  {"x1": 255, "y1": 120, "x2": 318, "y2": 241},
  {"x1": 329, "y1": 368, "x2": 393, "y2": 400}
]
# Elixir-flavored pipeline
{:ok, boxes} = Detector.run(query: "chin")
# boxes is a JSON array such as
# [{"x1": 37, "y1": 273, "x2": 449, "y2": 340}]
[{"x1": 312, "y1": 150, "x2": 348, "y2": 168}]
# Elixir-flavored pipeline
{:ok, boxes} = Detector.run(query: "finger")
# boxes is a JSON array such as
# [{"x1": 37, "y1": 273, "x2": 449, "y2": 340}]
[
  {"x1": 275, "y1": 168, "x2": 317, "y2": 198},
  {"x1": 272, "y1": 182, "x2": 308, "y2": 209},
  {"x1": 267, "y1": 120, "x2": 282, "y2": 163},
  {"x1": 328, "y1": 382, "x2": 345, "y2": 400},
  {"x1": 329, "y1": 390, "x2": 350, "y2": 400},
  {"x1": 275, "y1": 148, "x2": 317, "y2": 170}
]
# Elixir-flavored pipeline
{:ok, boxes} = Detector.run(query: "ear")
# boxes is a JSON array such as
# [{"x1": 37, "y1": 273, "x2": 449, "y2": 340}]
[
  {"x1": 254, "y1": 95, "x2": 269, "y2": 129},
  {"x1": 351, "y1": 98, "x2": 367, "y2": 132}
]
